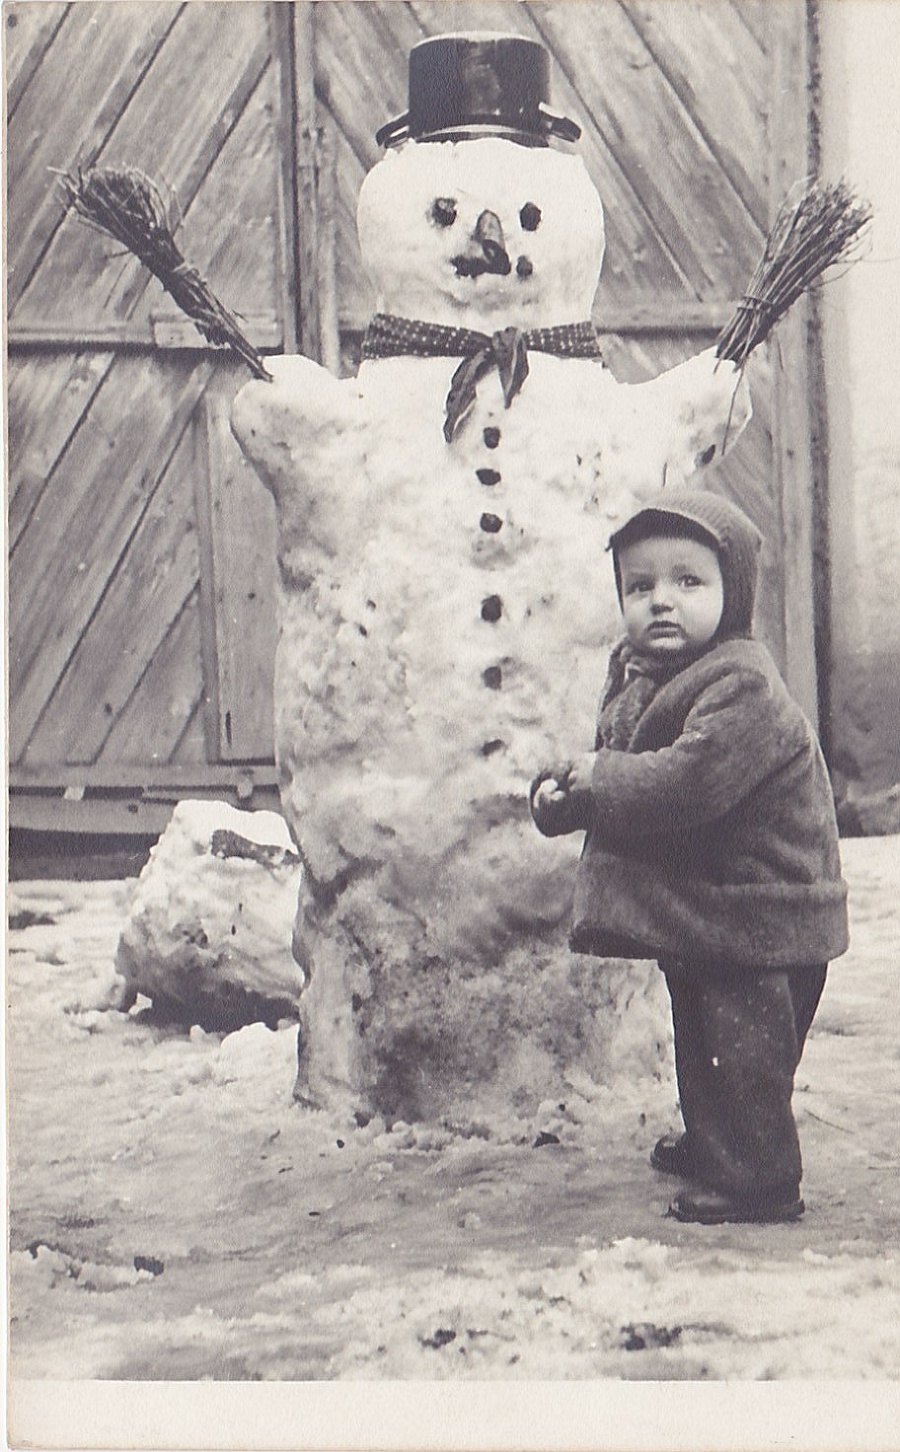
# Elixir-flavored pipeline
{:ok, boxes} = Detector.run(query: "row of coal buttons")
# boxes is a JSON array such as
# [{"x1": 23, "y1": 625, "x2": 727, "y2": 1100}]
[{"x1": 480, "y1": 427, "x2": 504, "y2": 695}]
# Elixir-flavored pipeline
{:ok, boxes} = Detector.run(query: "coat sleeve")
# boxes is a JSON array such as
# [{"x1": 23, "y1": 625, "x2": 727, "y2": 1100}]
[{"x1": 587, "y1": 665, "x2": 806, "y2": 838}]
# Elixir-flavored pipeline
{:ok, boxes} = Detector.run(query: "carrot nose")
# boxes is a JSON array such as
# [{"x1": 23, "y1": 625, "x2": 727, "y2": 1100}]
[{"x1": 474, "y1": 210, "x2": 510, "y2": 273}]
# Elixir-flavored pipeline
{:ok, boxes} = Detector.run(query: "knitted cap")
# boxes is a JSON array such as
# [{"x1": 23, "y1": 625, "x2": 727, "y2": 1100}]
[{"x1": 608, "y1": 488, "x2": 763, "y2": 640}]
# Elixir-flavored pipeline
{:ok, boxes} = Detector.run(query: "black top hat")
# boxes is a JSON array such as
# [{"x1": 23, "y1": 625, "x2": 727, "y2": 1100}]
[{"x1": 375, "y1": 33, "x2": 581, "y2": 148}]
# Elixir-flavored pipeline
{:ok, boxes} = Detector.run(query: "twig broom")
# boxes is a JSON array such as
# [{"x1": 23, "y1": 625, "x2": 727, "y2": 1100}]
[
  {"x1": 716, "y1": 179, "x2": 872, "y2": 367},
  {"x1": 60, "y1": 165, "x2": 272, "y2": 381}
]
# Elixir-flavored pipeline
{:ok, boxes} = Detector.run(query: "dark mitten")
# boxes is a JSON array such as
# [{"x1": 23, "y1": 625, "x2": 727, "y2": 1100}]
[{"x1": 529, "y1": 768, "x2": 591, "y2": 837}]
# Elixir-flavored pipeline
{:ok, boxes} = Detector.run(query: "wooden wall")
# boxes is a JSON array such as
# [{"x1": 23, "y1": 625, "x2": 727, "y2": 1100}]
[
  {"x1": 6, "y1": 1, "x2": 295, "y2": 831},
  {"x1": 6, "y1": 0, "x2": 820, "y2": 834}
]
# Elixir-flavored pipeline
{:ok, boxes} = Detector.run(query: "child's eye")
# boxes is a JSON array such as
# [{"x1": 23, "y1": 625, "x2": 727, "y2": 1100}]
[
  {"x1": 625, "y1": 580, "x2": 652, "y2": 595},
  {"x1": 679, "y1": 574, "x2": 702, "y2": 588}
]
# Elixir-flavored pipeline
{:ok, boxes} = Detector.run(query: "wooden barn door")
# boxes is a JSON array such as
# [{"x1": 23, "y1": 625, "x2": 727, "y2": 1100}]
[
  {"x1": 6, "y1": 1, "x2": 308, "y2": 832},
  {"x1": 7, "y1": 0, "x2": 821, "y2": 834}
]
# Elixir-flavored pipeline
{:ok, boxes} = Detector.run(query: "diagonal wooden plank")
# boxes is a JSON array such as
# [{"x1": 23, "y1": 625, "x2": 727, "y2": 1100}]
[
  {"x1": 314, "y1": 0, "x2": 412, "y2": 174},
  {"x1": 13, "y1": 2, "x2": 271, "y2": 332},
  {"x1": 6, "y1": 1, "x2": 184, "y2": 310},
  {"x1": 6, "y1": 350, "x2": 115, "y2": 547},
  {"x1": 731, "y1": 0, "x2": 774, "y2": 55},
  {"x1": 314, "y1": 4, "x2": 409, "y2": 328},
  {"x1": 8, "y1": 354, "x2": 212, "y2": 761},
  {"x1": 619, "y1": 0, "x2": 768, "y2": 233},
  {"x1": 365, "y1": 0, "x2": 430, "y2": 74},
  {"x1": 97, "y1": 588, "x2": 207, "y2": 766},
  {"x1": 529, "y1": 1, "x2": 763, "y2": 296},
  {"x1": 4, "y1": 0, "x2": 70, "y2": 120},
  {"x1": 406, "y1": 0, "x2": 524, "y2": 44},
  {"x1": 23, "y1": 423, "x2": 201, "y2": 765},
  {"x1": 152, "y1": 62, "x2": 282, "y2": 325},
  {"x1": 94, "y1": 4, "x2": 272, "y2": 295},
  {"x1": 56, "y1": 55, "x2": 281, "y2": 341}
]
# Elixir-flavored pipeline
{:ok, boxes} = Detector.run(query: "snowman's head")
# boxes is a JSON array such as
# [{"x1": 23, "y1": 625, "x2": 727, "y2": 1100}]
[{"x1": 357, "y1": 137, "x2": 605, "y2": 332}]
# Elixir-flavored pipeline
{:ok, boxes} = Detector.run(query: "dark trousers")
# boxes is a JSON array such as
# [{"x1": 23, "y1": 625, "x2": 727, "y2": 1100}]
[{"x1": 661, "y1": 960, "x2": 827, "y2": 1203}]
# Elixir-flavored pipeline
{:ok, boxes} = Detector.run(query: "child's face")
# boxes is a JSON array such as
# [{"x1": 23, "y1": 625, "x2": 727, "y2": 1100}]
[{"x1": 617, "y1": 534, "x2": 724, "y2": 657}]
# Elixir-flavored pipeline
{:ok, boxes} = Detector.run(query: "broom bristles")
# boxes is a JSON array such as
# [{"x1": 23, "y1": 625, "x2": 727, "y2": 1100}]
[
  {"x1": 716, "y1": 179, "x2": 872, "y2": 367},
  {"x1": 61, "y1": 165, "x2": 272, "y2": 381}
]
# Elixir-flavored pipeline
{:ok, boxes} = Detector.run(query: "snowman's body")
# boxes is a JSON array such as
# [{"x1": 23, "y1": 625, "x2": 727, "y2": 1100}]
[{"x1": 232, "y1": 138, "x2": 749, "y2": 1120}]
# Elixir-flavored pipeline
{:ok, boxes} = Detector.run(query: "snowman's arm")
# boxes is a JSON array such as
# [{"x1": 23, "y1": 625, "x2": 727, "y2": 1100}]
[
  {"x1": 231, "y1": 353, "x2": 363, "y2": 502},
  {"x1": 231, "y1": 354, "x2": 366, "y2": 554},
  {"x1": 604, "y1": 347, "x2": 751, "y2": 499}
]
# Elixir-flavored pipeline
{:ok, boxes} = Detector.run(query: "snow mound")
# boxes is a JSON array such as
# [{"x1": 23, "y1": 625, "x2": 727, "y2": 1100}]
[{"x1": 115, "y1": 800, "x2": 303, "y2": 1032}]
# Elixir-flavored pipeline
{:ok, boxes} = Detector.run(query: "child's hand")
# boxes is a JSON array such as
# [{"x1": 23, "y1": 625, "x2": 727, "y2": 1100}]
[
  {"x1": 532, "y1": 776, "x2": 568, "y2": 810},
  {"x1": 529, "y1": 760, "x2": 593, "y2": 837},
  {"x1": 561, "y1": 754, "x2": 596, "y2": 795}
]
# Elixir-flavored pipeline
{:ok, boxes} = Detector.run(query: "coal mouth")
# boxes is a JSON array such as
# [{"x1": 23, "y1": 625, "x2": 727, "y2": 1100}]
[{"x1": 451, "y1": 250, "x2": 512, "y2": 279}]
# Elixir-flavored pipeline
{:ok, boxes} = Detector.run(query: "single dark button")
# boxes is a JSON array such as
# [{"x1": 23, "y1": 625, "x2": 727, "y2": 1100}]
[
  {"x1": 480, "y1": 512, "x2": 503, "y2": 533},
  {"x1": 481, "y1": 595, "x2": 503, "y2": 622},
  {"x1": 483, "y1": 427, "x2": 501, "y2": 449},
  {"x1": 481, "y1": 739, "x2": 504, "y2": 757},
  {"x1": 482, "y1": 666, "x2": 502, "y2": 690},
  {"x1": 476, "y1": 467, "x2": 501, "y2": 487}
]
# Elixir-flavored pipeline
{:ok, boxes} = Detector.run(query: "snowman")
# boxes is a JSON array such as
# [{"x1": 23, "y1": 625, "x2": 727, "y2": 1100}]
[{"x1": 231, "y1": 34, "x2": 751, "y2": 1121}]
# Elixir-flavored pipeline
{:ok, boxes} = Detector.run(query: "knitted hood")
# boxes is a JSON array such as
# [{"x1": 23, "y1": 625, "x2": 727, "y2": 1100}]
[{"x1": 608, "y1": 487, "x2": 763, "y2": 641}]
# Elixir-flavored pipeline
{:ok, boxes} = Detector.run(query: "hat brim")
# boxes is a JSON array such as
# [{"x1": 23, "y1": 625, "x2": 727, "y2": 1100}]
[
  {"x1": 375, "y1": 105, "x2": 580, "y2": 148},
  {"x1": 608, "y1": 509, "x2": 722, "y2": 556}
]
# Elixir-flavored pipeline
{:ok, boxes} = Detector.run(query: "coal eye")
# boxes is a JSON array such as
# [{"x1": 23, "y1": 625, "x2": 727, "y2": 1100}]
[
  {"x1": 519, "y1": 202, "x2": 542, "y2": 231},
  {"x1": 431, "y1": 197, "x2": 457, "y2": 227}
]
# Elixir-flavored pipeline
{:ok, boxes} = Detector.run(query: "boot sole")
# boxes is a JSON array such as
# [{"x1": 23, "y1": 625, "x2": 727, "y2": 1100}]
[{"x1": 667, "y1": 1195, "x2": 805, "y2": 1225}]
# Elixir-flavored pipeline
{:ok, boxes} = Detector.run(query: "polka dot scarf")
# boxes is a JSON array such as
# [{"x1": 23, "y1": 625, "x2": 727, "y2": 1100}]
[{"x1": 362, "y1": 313, "x2": 603, "y2": 442}]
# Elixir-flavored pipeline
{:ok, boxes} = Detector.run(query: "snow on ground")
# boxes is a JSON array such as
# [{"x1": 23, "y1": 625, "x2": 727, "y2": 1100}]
[{"x1": 6, "y1": 835, "x2": 900, "y2": 1391}]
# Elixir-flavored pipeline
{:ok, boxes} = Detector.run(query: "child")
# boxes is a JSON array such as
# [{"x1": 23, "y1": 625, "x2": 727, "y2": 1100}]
[{"x1": 530, "y1": 488, "x2": 849, "y2": 1224}]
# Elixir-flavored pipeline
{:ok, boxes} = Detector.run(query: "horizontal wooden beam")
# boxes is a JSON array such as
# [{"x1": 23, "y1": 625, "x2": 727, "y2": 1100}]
[
  {"x1": 9, "y1": 767, "x2": 284, "y2": 837},
  {"x1": 593, "y1": 301, "x2": 729, "y2": 335},
  {"x1": 150, "y1": 315, "x2": 281, "y2": 352},
  {"x1": 9, "y1": 789, "x2": 283, "y2": 837},
  {"x1": 9, "y1": 795, "x2": 181, "y2": 837},
  {"x1": 10, "y1": 303, "x2": 732, "y2": 355},
  {"x1": 10, "y1": 762, "x2": 279, "y2": 793},
  {"x1": 8, "y1": 312, "x2": 282, "y2": 353}
]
